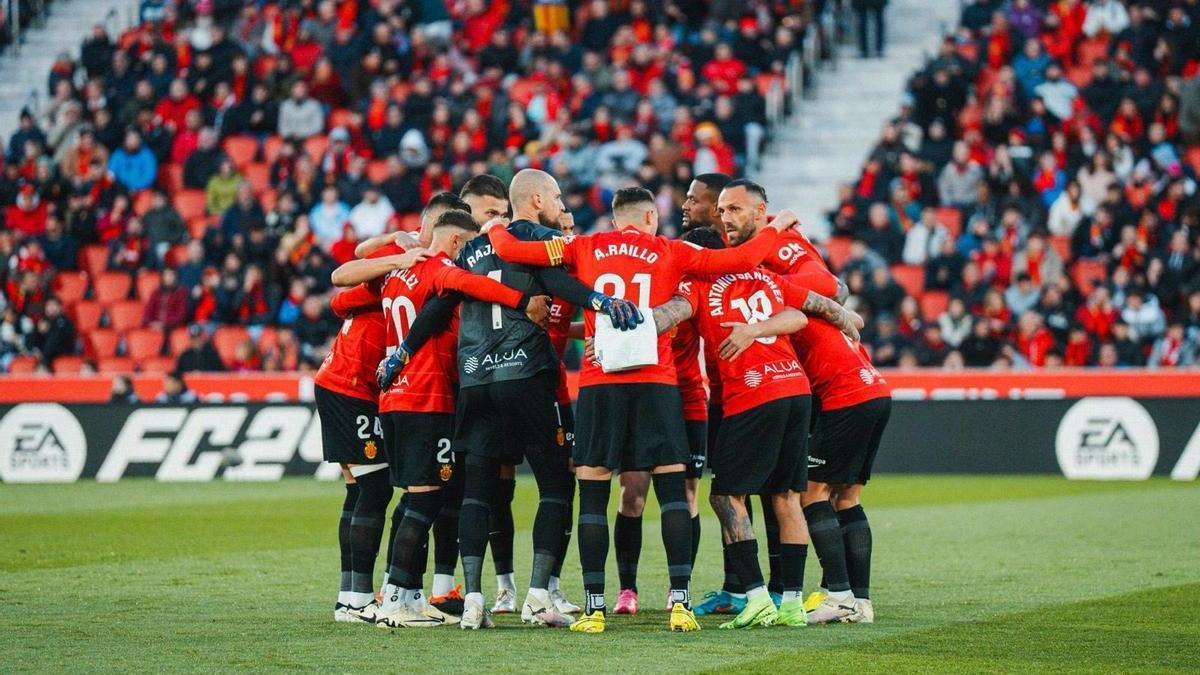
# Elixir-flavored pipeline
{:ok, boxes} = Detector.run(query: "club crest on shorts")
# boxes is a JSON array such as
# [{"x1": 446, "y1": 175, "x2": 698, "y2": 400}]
[
  {"x1": 440, "y1": 463, "x2": 453, "y2": 482},
  {"x1": 364, "y1": 440, "x2": 377, "y2": 460},
  {"x1": 556, "y1": 426, "x2": 565, "y2": 446}
]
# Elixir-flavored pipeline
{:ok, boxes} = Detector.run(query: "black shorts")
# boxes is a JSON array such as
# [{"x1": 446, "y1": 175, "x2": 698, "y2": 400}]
[
  {"x1": 711, "y1": 395, "x2": 812, "y2": 496},
  {"x1": 381, "y1": 411, "x2": 457, "y2": 488},
  {"x1": 808, "y1": 396, "x2": 891, "y2": 486},
  {"x1": 685, "y1": 419, "x2": 707, "y2": 478},
  {"x1": 574, "y1": 383, "x2": 689, "y2": 473},
  {"x1": 315, "y1": 385, "x2": 385, "y2": 465},
  {"x1": 455, "y1": 371, "x2": 567, "y2": 465}
]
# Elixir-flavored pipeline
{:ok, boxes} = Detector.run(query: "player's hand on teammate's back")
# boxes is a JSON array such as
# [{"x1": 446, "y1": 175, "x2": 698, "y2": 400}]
[
  {"x1": 718, "y1": 321, "x2": 762, "y2": 360},
  {"x1": 396, "y1": 248, "x2": 431, "y2": 269},
  {"x1": 480, "y1": 217, "x2": 509, "y2": 233},
  {"x1": 522, "y1": 294, "x2": 553, "y2": 329},
  {"x1": 769, "y1": 208, "x2": 800, "y2": 232},
  {"x1": 375, "y1": 344, "x2": 412, "y2": 390},
  {"x1": 583, "y1": 336, "x2": 597, "y2": 365},
  {"x1": 588, "y1": 292, "x2": 644, "y2": 330}
]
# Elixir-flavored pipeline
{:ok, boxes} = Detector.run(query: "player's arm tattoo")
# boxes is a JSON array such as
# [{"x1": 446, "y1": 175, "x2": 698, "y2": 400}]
[
  {"x1": 801, "y1": 291, "x2": 862, "y2": 342},
  {"x1": 651, "y1": 296, "x2": 694, "y2": 335},
  {"x1": 709, "y1": 494, "x2": 754, "y2": 543},
  {"x1": 834, "y1": 279, "x2": 850, "y2": 304}
]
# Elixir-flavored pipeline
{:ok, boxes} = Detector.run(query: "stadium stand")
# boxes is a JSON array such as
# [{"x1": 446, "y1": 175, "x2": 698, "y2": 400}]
[{"x1": 821, "y1": 0, "x2": 1200, "y2": 369}]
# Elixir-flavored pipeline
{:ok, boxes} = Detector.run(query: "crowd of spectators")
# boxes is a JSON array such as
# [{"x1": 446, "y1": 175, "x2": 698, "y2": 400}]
[
  {"x1": 0, "y1": 0, "x2": 806, "y2": 374},
  {"x1": 827, "y1": 0, "x2": 1200, "y2": 369}
]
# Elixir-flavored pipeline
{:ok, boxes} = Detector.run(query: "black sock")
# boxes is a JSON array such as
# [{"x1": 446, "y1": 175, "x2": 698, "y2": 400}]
[
  {"x1": 838, "y1": 505, "x2": 872, "y2": 599},
  {"x1": 551, "y1": 477, "x2": 575, "y2": 579},
  {"x1": 614, "y1": 513, "x2": 643, "y2": 592},
  {"x1": 385, "y1": 491, "x2": 407, "y2": 573},
  {"x1": 387, "y1": 490, "x2": 444, "y2": 590},
  {"x1": 459, "y1": 455, "x2": 499, "y2": 596},
  {"x1": 761, "y1": 496, "x2": 782, "y2": 595},
  {"x1": 577, "y1": 478, "x2": 611, "y2": 613},
  {"x1": 528, "y1": 448, "x2": 571, "y2": 590},
  {"x1": 488, "y1": 477, "x2": 516, "y2": 577},
  {"x1": 726, "y1": 539, "x2": 764, "y2": 593},
  {"x1": 721, "y1": 544, "x2": 743, "y2": 594},
  {"x1": 802, "y1": 502, "x2": 851, "y2": 593},
  {"x1": 780, "y1": 543, "x2": 807, "y2": 596},
  {"x1": 432, "y1": 479, "x2": 462, "y2": 578},
  {"x1": 690, "y1": 514, "x2": 701, "y2": 567},
  {"x1": 652, "y1": 472, "x2": 692, "y2": 607},
  {"x1": 338, "y1": 483, "x2": 358, "y2": 595},
  {"x1": 349, "y1": 470, "x2": 392, "y2": 596}
]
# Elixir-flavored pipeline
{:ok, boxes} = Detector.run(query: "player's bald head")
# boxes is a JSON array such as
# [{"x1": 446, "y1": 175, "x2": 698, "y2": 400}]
[{"x1": 509, "y1": 169, "x2": 564, "y2": 229}]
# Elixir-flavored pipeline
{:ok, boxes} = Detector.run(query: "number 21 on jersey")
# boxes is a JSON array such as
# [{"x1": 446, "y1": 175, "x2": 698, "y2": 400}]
[{"x1": 595, "y1": 272, "x2": 651, "y2": 307}]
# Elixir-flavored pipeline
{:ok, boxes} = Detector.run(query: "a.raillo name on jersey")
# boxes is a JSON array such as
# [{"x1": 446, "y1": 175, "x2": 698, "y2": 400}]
[{"x1": 592, "y1": 242, "x2": 659, "y2": 264}]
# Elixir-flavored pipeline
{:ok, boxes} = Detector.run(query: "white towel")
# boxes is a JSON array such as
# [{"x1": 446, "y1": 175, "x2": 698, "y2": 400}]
[{"x1": 594, "y1": 313, "x2": 658, "y2": 373}]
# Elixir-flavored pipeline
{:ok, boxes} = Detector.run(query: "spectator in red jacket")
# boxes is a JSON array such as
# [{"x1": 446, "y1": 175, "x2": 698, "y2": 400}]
[
  {"x1": 142, "y1": 267, "x2": 189, "y2": 330},
  {"x1": 1075, "y1": 286, "x2": 1118, "y2": 341},
  {"x1": 155, "y1": 79, "x2": 201, "y2": 133},
  {"x1": 1015, "y1": 310, "x2": 1056, "y2": 366},
  {"x1": 701, "y1": 43, "x2": 747, "y2": 94},
  {"x1": 5, "y1": 185, "x2": 48, "y2": 238}
]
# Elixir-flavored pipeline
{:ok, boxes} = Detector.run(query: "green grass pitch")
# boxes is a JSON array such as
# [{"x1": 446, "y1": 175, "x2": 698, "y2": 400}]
[{"x1": 2, "y1": 476, "x2": 1199, "y2": 673}]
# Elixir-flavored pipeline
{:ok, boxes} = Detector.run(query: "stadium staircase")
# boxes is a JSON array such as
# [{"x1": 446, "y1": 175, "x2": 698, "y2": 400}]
[
  {"x1": 758, "y1": 0, "x2": 961, "y2": 242},
  {"x1": 0, "y1": 0, "x2": 140, "y2": 143}
]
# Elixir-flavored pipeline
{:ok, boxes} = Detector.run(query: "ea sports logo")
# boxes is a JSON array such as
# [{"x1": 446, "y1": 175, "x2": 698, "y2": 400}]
[
  {"x1": 1055, "y1": 397, "x2": 1158, "y2": 480},
  {"x1": 0, "y1": 403, "x2": 87, "y2": 483},
  {"x1": 464, "y1": 356, "x2": 479, "y2": 374},
  {"x1": 743, "y1": 369, "x2": 763, "y2": 388}
]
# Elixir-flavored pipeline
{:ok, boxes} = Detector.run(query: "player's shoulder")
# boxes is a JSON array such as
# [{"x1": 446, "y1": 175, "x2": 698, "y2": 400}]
[
  {"x1": 510, "y1": 219, "x2": 562, "y2": 242},
  {"x1": 367, "y1": 241, "x2": 406, "y2": 259}
]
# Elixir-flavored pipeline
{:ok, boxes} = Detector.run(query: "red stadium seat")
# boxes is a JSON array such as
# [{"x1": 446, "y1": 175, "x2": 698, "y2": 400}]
[
  {"x1": 890, "y1": 264, "x2": 926, "y2": 297},
  {"x1": 1077, "y1": 36, "x2": 1110, "y2": 67},
  {"x1": 51, "y1": 355, "x2": 87, "y2": 374},
  {"x1": 188, "y1": 217, "x2": 213, "y2": 240},
  {"x1": 133, "y1": 189, "x2": 154, "y2": 215},
  {"x1": 919, "y1": 290, "x2": 950, "y2": 322},
  {"x1": 223, "y1": 135, "x2": 259, "y2": 169},
  {"x1": 6, "y1": 355, "x2": 38, "y2": 373},
  {"x1": 94, "y1": 272, "x2": 132, "y2": 306},
  {"x1": 108, "y1": 300, "x2": 144, "y2": 333},
  {"x1": 136, "y1": 269, "x2": 161, "y2": 301},
  {"x1": 126, "y1": 328, "x2": 165, "y2": 360},
  {"x1": 71, "y1": 301, "x2": 103, "y2": 333},
  {"x1": 257, "y1": 327, "x2": 279, "y2": 354},
  {"x1": 366, "y1": 160, "x2": 391, "y2": 184},
  {"x1": 1067, "y1": 66, "x2": 1092, "y2": 87},
  {"x1": 303, "y1": 135, "x2": 328, "y2": 162},
  {"x1": 1186, "y1": 145, "x2": 1200, "y2": 176},
  {"x1": 87, "y1": 329, "x2": 120, "y2": 358},
  {"x1": 259, "y1": 189, "x2": 278, "y2": 213},
  {"x1": 162, "y1": 164, "x2": 185, "y2": 194},
  {"x1": 52, "y1": 271, "x2": 89, "y2": 308},
  {"x1": 138, "y1": 355, "x2": 176, "y2": 374},
  {"x1": 935, "y1": 207, "x2": 963, "y2": 238},
  {"x1": 328, "y1": 108, "x2": 359, "y2": 130},
  {"x1": 1048, "y1": 235, "x2": 1072, "y2": 264},
  {"x1": 822, "y1": 236, "x2": 853, "y2": 272},
  {"x1": 168, "y1": 326, "x2": 192, "y2": 356},
  {"x1": 174, "y1": 189, "x2": 207, "y2": 221},
  {"x1": 164, "y1": 244, "x2": 189, "y2": 268},
  {"x1": 1071, "y1": 259, "x2": 1108, "y2": 296},
  {"x1": 212, "y1": 326, "x2": 250, "y2": 366},
  {"x1": 243, "y1": 162, "x2": 271, "y2": 195},
  {"x1": 98, "y1": 357, "x2": 136, "y2": 374},
  {"x1": 80, "y1": 244, "x2": 109, "y2": 277},
  {"x1": 262, "y1": 135, "x2": 285, "y2": 165}
]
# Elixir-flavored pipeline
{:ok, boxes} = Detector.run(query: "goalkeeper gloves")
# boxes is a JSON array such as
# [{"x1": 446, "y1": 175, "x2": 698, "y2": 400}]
[
  {"x1": 588, "y1": 292, "x2": 644, "y2": 331},
  {"x1": 376, "y1": 343, "x2": 412, "y2": 391}
]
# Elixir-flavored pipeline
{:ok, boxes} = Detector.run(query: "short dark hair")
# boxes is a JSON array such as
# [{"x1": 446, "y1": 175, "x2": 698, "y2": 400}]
[
  {"x1": 434, "y1": 209, "x2": 480, "y2": 232},
  {"x1": 423, "y1": 191, "x2": 471, "y2": 216},
  {"x1": 694, "y1": 173, "x2": 732, "y2": 195},
  {"x1": 460, "y1": 174, "x2": 508, "y2": 201},
  {"x1": 724, "y1": 178, "x2": 768, "y2": 203},
  {"x1": 611, "y1": 187, "x2": 655, "y2": 213},
  {"x1": 681, "y1": 227, "x2": 726, "y2": 250}
]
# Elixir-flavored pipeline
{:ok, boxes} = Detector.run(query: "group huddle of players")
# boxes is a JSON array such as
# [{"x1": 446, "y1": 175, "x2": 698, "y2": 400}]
[{"x1": 312, "y1": 168, "x2": 892, "y2": 633}]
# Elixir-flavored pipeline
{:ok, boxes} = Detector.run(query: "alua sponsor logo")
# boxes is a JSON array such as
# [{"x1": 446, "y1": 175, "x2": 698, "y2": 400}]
[
  {"x1": 859, "y1": 368, "x2": 875, "y2": 385},
  {"x1": 478, "y1": 348, "x2": 528, "y2": 370},
  {"x1": 743, "y1": 369, "x2": 764, "y2": 388},
  {"x1": 463, "y1": 356, "x2": 480, "y2": 374},
  {"x1": 761, "y1": 359, "x2": 804, "y2": 378}
]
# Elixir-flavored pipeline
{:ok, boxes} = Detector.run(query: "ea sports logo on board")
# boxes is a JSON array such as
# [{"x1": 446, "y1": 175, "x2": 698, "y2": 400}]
[
  {"x1": 1055, "y1": 397, "x2": 1158, "y2": 480},
  {"x1": 0, "y1": 403, "x2": 87, "y2": 483}
]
